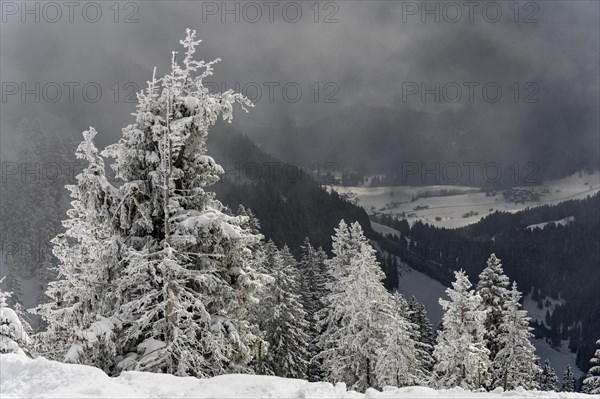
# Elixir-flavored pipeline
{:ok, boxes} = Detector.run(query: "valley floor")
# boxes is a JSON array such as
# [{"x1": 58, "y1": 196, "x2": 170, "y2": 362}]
[{"x1": 0, "y1": 355, "x2": 592, "y2": 398}]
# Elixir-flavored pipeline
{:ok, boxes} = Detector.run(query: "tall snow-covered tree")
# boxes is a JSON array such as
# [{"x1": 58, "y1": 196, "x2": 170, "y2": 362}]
[
  {"x1": 298, "y1": 238, "x2": 329, "y2": 382},
  {"x1": 317, "y1": 221, "x2": 399, "y2": 391},
  {"x1": 34, "y1": 127, "x2": 121, "y2": 370},
  {"x1": 407, "y1": 295, "x2": 435, "y2": 375},
  {"x1": 493, "y1": 282, "x2": 540, "y2": 391},
  {"x1": 476, "y1": 253, "x2": 510, "y2": 386},
  {"x1": 432, "y1": 270, "x2": 490, "y2": 391},
  {"x1": 539, "y1": 359, "x2": 559, "y2": 391},
  {"x1": 562, "y1": 364, "x2": 575, "y2": 392},
  {"x1": 0, "y1": 278, "x2": 32, "y2": 355},
  {"x1": 250, "y1": 242, "x2": 309, "y2": 379},
  {"x1": 375, "y1": 292, "x2": 423, "y2": 388},
  {"x1": 101, "y1": 30, "x2": 269, "y2": 377},
  {"x1": 583, "y1": 338, "x2": 600, "y2": 394}
]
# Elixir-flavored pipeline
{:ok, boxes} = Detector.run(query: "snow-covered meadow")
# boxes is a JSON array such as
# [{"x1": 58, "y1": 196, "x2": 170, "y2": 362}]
[
  {"x1": 0, "y1": 354, "x2": 593, "y2": 399},
  {"x1": 333, "y1": 172, "x2": 600, "y2": 229}
]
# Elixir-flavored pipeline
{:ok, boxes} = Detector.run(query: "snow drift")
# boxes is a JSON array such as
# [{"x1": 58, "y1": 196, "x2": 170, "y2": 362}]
[{"x1": 0, "y1": 354, "x2": 592, "y2": 399}]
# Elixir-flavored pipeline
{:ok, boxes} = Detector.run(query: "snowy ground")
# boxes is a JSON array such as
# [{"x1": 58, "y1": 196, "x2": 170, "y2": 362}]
[
  {"x1": 371, "y1": 222, "x2": 401, "y2": 238},
  {"x1": 333, "y1": 171, "x2": 600, "y2": 229},
  {"x1": 0, "y1": 354, "x2": 592, "y2": 399}
]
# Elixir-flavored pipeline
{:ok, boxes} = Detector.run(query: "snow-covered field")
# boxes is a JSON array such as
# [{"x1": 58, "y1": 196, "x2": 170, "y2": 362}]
[
  {"x1": 0, "y1": 354, "x2": 592, "y2": 399},
  {"x1": 334, "y1": 171, "x2": 599, "y2": 229}
]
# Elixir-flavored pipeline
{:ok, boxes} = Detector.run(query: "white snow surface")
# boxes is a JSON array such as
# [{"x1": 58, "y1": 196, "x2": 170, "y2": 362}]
[
  {"x1": 0, "y1": 354, "x2": 592, "y2": 399},
  {"x1": 333, "y1": 171, "x2": 599, "y2": 229},
  {"x1": 526, "y1": 217, "x2": 575, "y2": 231},
  {"x1": 370, "y1": 221, "x2": 401, "y2": 238}
]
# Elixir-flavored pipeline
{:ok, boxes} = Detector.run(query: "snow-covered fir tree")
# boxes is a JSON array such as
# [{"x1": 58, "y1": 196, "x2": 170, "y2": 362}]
[
  {"x1": 375, "y1": 292, "x2": 423, "y2": 388},
  {"x1": 407, "y1": 295, "x2": 435, "y2": 375},
  {"x1": 236, "y1": 205, "x2": 261, "y2": 237},
  {"x1": 432, "y1": 270, "x2": 490, "y2": 391},
  {"x1": 539, "y1": 359, "x2": 559, "y2": 391},
  {"x1": 37, "y1": 30, "x2": 269, "y2": 378},
  {"x1": 250, "y1": 241, "x2": 309, "y2": 379},
  {"x1": 476, "y1": 253, "x2": 510, "y2": 387},
  {"x1": 493, "y1": 282, "x2": 540, "y2": 391},
  {"x1": 317, "y1": 221, "x2": 411, "y2": 391},
  {"x1": 107, "y1": 30, "x2": 269, "y2": 377},
  {"x1": 0, "y1": 278, "x2": 32, "y2": 355},
  {"x1": 583, "y1": 338, "x2": 600, "y2": 394},
  {"x1": 34, "y1": 127, "x2": 121, "y2": 370},
  {"x1": 562, "y1": 364, "x2": 575, "y2": 392},
  {"x1": 298, "y1": 238, "x2": 329, "y2": 382}
]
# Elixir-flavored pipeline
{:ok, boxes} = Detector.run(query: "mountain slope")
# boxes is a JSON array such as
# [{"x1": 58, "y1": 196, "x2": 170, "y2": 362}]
[{"x1": 207, "y1": 122, "x2": 377, "y2": 253}]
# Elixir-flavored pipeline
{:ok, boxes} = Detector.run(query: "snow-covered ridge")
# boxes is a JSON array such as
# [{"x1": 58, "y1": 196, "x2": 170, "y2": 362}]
[
  {"x1": 526, "y1": 216, "x2": 575, "y2": 231},
  {"x1": 0, "y1": 355, "x2": 591, "y2": 399}
]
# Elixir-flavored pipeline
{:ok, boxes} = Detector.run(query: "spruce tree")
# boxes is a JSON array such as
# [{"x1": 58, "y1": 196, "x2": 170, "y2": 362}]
[
  {"x1": 494, "y1": 282, "x2": 540, "y2": 391},
  {"x1": 432, "y1": 270, "x2": 490, "y2": 391},
  {"x1": 476, "y1": 253, "x2": 510, "y2": 387},
  {"x1": 251, "y1": 242, "x2": 309, "y2": 379},
  {"x1": 539, "y1": 359, "x2": 559, "y2": 391},
  {"x1": 407, "y1": 295, "x2": 435, "y2": 375},
  {"x1": 375, "y1": 292, "x2": 422, "y2": 388},
  {"x1": 562, "y1": 364, "x2": 575, "y2": 392},
  {"x1": 34, "y1": 128, "x2": 121, "y2": 370},
  {"x1": 107, "y1": 30, "x2": 268, "y2": 377},
  {"x1": 317, "y1": 221, "x2": 400, "y2": 391},
  {"x1": 583, "y1": 338, "x2": 600, "y2": 394},
  {"x1": 298, "y1": 238, "x2": 329, "y2": 382},
  {"x1": 0, "y1": 278, "x2": 32, "y2": 355}
]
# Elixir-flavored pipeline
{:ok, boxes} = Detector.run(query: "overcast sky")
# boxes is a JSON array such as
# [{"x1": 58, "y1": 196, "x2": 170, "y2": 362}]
[{"x1": 1, "y1": 1, "x2": 598, "y2": 174}]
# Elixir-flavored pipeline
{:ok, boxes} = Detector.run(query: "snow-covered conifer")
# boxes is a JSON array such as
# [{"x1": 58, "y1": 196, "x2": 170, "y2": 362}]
[
  {"x1": 432, "y1": 270, "x2": 490, "y2": 391},
  {"x1": 539, "y1": 359, "x2": 559, "y2": 391},
  {"x1": 407, "y1": 295, "x2": 435, "y2": 375},
  {"x1": 562, "y1": 364, "x2": 575, "y2": 392},
  {"x1": 583, "y1": 338, "x2": 600, "y2": 394},
  {"x1": 318, "y1": 221, "x2": 399, "y2": 391},
  {"x1": 494, "y1": 282, "x2": 540, "y2": 391},
  {"x1": 0, "y1": 278, "x2": 32, "y2": 355},
  {"x1": 375, "y1": 292, "x2": 422, "y2": 388},
  {"x1": 250, "y1": 242, "x2": 309, "y2": 379},
  {"x1": 476, "y1": 253, "x2": 510, "y2": 387},
  {"x1": 298, "y1": 238, "x2": 329, "y2": 382},
  {"x1": 34, "y1": 127, "x2": 121, "y2": 370},
  {"x1": 100, "y1": 30, "x2": 268, "y2": 377}
]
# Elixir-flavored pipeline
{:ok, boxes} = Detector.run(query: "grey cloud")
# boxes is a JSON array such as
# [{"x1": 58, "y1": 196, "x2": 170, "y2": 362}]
[{"x1": 1, "y1": 1, "x2": 598, "y2": 176}]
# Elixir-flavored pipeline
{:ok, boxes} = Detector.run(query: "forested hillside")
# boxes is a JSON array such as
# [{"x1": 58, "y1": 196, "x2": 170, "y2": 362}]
[
  {"x1": 207, "y1": 123, "x2": 376, "y2": 253},
  {"x1": 373, "y1": 194, "x2": 600, "y2": 373}
]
